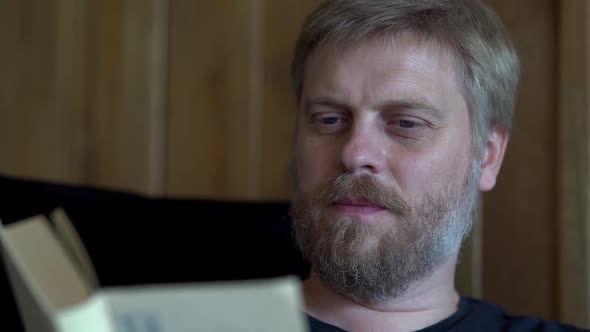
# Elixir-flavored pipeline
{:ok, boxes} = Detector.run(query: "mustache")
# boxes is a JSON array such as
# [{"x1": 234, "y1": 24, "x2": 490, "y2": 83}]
[{"x1": 319, "y1": 174, "x2": 412, "y2": 216}]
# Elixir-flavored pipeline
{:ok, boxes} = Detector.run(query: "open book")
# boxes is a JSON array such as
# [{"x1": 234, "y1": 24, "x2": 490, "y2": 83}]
[{"x1": 0, "y1": 209, "x2": 309, "y2": 332}]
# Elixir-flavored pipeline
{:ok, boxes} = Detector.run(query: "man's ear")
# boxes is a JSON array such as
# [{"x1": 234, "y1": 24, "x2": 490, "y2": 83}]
[{"x1": 479, "y1": 127, "x2": 510, "y2": 191}]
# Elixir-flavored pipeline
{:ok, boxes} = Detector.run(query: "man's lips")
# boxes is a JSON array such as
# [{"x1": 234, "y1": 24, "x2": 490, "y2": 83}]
[
  {"x1": 330, "y1": 197, "x2": 386, "y2": 214},
  {"x1": 333, "y1": 197, "x2": 384, "y2": 208}
]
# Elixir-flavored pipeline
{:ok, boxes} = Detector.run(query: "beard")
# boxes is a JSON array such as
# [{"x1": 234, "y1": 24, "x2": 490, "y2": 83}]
[{"x1": 290, "y1": 160, "x2": 480, "y2": 303}]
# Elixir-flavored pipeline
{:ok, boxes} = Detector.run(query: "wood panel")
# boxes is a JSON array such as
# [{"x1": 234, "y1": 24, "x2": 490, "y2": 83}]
[
  {"x1": 165, "y1": 0, "x2": 259, "y2": 200},
  {"x1": 85, "y1": 0, "x2": 168, "y2": 195},
  {"x1": 0, "y1": 0, "x2": 88, "y2": 185},
  {"x1": 0, "y1": 0, "x2": 166, "y2": 196},
  {"x1": 261, "y1": 0, "x2": 322, "y2": 200},
  {"x1": 483, "y1": 0, "x2": 559, "y2": 320},
  {"x1": 559, "y1": 0, "x2": 590, "y2": 327},
  {"x1": 83, "y1": 0, "x2": 125, "y2": 188}
]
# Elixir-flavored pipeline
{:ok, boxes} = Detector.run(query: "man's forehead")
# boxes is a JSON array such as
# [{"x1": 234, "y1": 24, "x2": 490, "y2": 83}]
[
  {"x1": 298, "y1": 33, "x2": 472, "y2": 128},
  {"x1": 310, "y1": 30, "x2": 453, "y2": 62},
  {"x1": 302, "y1": 33, "x2": 463, "y2": 102},
  {"x1": 304, "y1": 32, "x2": 460, "y2": 83}
]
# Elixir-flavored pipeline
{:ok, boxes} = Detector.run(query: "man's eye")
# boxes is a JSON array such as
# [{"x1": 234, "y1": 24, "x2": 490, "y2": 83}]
[
  {"x1": 311, "y1": 113, "x2": 347, "y2": 126},
  {"x1": 320, "y1": 117, "x2": 340, "y2": 125},
  {"x1": 398, "y1": 120, "x2": 416, "y2": 128},
  {"x1": 388, "y1": 119, "x2": 422, "y2": 130},
  {"x1": 310, "y1": 113, "x2": 349, "y2": 134},
  {"x1": 385, "y1": 117, "x2": 430, "y2": 140}
]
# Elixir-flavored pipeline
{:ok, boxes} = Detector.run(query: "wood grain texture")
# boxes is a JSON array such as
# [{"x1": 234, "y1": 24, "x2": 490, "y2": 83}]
[
  {"x1": 0, "y1": 0, "x2": 88, "y2": 185},
  {"x1": 85, "y1": 0, "x2": 168, "y2": 195},
  {"x1": 146, "y1": 0, "x2": 170, "y2": 196},
  {"x1": 84, "y1": 0, "x2": 125, "y2": 189},
  {"x1": 0, "y1": 0, "x2": 166, "y2": 195},
  {"x1": 559, "y1": 0, "x2": 590, "y2": 327},
  {"x1": 482, "y1": 0, "x2": 559, "y2": 320},
  {"x1": 54, "y1": 0, "x2": 91, "y2": 184},
  {"x1": 261, "y1": 0, "x2": 322, "y2": 200},
  {"x1": 165, "y1": 0, "x2": 257, "y2": 200}
]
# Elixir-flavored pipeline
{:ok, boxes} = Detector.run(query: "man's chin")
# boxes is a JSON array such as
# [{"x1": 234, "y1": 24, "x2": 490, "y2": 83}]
[
  {"x1": 320, "y1": 213, "x2": 403, "y2": 243},
  {"x1": 319, "y1": 217, "x2": 394, "y2": 255}
]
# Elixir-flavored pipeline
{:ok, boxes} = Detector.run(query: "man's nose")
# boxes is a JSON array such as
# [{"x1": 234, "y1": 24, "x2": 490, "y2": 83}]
[{"x1": 340, "y1": 120, "x2": 387, "y2": 175}]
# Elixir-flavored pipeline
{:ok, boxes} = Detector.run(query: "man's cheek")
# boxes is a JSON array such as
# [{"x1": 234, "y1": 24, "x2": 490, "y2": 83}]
[
  {"x1": 297, "y1": 152, "x2": 325, "y2": 189},
  {"x1": 297, "y1": 167, "x2": 322, "y2": 195}
]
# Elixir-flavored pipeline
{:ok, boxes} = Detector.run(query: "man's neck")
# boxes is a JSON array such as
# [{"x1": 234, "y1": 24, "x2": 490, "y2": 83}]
[{"x1": 303, "y1": 259, "x2": 460, "y2": 332}]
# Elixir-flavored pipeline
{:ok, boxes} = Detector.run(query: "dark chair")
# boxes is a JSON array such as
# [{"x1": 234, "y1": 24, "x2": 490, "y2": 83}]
[{"x1": 0, "y1": 175, "x2": 308, "y2": 331}]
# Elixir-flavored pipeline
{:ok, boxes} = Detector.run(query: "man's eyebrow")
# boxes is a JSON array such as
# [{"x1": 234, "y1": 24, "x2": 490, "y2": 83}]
[
  {"x1": 303, "y1": 96, "x2": 349, "y2": 110},
  {"x1": 377, "y1": 98, "x2": 443, "y2": 119},
  {"x1": 304, "y1": 96, "x2": 442, "y2": 115}
]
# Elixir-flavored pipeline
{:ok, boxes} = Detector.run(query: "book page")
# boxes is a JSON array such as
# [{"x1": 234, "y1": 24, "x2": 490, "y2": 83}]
[
  {"x1": 0, "y1": 234, "x2": 56, "y2": 332},
  {"x1": 51, "y1": 208, "x2": 99, "y2": 289},
  {"x1": 54, "y1": 294, "x2": 114, "y2": 332},
  {"x1": 0, "y1": 215, "x2": 94, "y2": 332},
  {"x1": 0, "y1": 215, "x2": 92, "y2": 310},
  {"x1": 99, "y1": 276, "x2": 309, "y2": 332}
]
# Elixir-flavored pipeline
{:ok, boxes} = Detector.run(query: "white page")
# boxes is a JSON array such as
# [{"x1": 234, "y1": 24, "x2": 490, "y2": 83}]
[
  {"x1": 98, "y1": 276, "x2": 309, "y2": 332},
  {"x1": 54, "y1": 294, "x2": 114, "y2": 332}
]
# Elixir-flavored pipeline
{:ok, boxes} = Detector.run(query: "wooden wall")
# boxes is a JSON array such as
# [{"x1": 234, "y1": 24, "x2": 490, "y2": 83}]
[
  {"x1": 483, "y1": 0, "x2": 590, "y2": 327},
  {"x1": 559, "y1": 0, "x2": 590, "y2": 326},
  {"x1": 0, "y1": 0, "x2": 588, "y2": 327},
  {"x1": 483, "y1": 0, "x2": 559, "y2": 320},
  {"x1": 165, "y1": 0, "x2": 320, "y2": 200},
  {"x1": 0, "y1": 0, "x2": 320, "y2": 200},
  {"x1": 0, "y1": 0, "x2": 168, "y2": 195}
]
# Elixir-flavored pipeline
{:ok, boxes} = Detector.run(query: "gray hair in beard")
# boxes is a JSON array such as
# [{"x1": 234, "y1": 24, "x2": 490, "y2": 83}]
[{"x1": 291, "y1": 160, "x2": 480, "y2": 303}]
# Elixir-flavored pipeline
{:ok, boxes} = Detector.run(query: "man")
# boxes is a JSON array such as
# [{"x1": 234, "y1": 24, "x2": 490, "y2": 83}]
[{"x1": 287, "y1": 0, "x2": 588, "y2": 331}]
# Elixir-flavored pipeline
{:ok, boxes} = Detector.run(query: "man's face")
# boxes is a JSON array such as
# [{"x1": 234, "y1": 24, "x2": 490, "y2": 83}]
[{"x1": 291, "y1": 33, "x2": 480, "y2": 303}]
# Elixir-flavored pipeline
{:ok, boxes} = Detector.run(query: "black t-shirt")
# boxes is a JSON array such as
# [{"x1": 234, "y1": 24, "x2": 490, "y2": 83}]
[{"x1": 307, "y1": 297, "x2": 589, "y2": 332}]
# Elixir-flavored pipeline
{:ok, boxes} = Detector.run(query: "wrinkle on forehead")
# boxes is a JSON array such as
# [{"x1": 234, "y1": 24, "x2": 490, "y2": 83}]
[
  {"x1": 306, "y1": 31, "x2": 464, "y2": 98},
  {"x1": 303, "y1": 32, "x2": 464, "y2": 113},
  {"x1": 321, "y1": 31, "x2": 455, "y2": 68}
]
